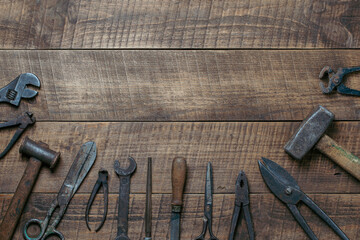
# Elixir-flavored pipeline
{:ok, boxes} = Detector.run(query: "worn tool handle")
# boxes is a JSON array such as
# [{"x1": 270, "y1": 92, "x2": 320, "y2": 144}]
[
  {"x1": 316, "y1": 134, "x2": 360, "y2": 181},
  {"x1": 0, "y1": 157, "x2": 42, "y2": 240},
  {"x1": 171, "y1": 157, "x2": 187, "y2": 208}
]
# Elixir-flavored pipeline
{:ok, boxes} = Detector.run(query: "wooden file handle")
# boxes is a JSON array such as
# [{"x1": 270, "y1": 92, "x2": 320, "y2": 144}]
[
  {"x1": 316, "y1": 134, "x2": 360, "y2": 181},
  {"x1": 171, "y1": 157, "x2": 187, "y2": 207}
]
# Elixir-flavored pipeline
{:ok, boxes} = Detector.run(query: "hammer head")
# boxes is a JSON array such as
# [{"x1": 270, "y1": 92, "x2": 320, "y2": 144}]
[
  {"x1": 19, "y1": 137, "x2": 60, "y2": 169},
  {"x1": 284, "y1": 105, "x2": 334, "y2": 160}
]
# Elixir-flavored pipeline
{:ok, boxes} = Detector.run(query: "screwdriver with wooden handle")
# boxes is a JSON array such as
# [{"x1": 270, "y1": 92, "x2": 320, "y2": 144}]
[{"x1": 170, "y1": 157, "x2": 187, "y2": 240}]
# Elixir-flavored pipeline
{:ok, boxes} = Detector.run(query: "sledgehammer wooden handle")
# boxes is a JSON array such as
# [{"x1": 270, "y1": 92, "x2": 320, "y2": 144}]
[{"x1": 316, "y1": 134, "x2": 360, "y2": 181}]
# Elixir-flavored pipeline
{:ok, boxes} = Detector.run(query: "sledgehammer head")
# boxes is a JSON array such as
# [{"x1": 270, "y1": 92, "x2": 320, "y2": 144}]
[{"x1": 284, "y1": 106, "x2": 334, "y2": 160}]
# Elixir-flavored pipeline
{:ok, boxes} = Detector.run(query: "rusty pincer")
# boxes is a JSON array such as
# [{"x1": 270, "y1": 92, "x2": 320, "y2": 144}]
[
  {"x1": 319, "y1": 66, "x2": 360, "y2": 96},
  {"x1": 86, "y1": 169, "x2": 109, "y2": 232},
  {"x1": 0, "y1": 112, "x2": 36, "y2": 159}
]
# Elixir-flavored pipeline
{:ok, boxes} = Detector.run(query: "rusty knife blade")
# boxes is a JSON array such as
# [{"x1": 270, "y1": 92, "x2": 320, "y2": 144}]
[{"x1": 170, "y1": 211, "x2": 180, "y2": 240}]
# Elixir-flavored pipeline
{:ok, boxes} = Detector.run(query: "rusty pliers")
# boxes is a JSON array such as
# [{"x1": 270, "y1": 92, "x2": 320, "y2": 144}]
[
  {"x1": 0, "y1": 112, "x2": 36, "y2": 159},
  {"x1": 319, "y1": 66, "x2": 360, "y2": 96},
  {"x1": 85, "y1": 169, "x2": 109, "y2": 232},
  {"x1": 228, "y1": 171, "x2": 254, "y2": 240}
]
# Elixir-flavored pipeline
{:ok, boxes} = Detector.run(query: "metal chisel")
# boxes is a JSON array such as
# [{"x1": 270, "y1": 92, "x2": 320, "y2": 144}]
[{"x1": 170, "y1": 157, "x2": 187, "y2": 240}]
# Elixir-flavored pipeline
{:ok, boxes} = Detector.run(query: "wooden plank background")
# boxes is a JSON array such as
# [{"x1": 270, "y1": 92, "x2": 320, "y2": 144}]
[
  {"x1": 1, "y1": 50, "x2": 360, "y2": 121},
  {"x1": 0, "y1": 0, "x2": 359, "y2": 49},
  {"x1": 0, "y1": 0, "x2": 360, "y2": 239}
]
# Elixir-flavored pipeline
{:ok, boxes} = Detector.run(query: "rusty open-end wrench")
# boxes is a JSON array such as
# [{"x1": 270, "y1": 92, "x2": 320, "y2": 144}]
[{"x1": 114, "y1": 157, "x2": 137, "y2": 240}]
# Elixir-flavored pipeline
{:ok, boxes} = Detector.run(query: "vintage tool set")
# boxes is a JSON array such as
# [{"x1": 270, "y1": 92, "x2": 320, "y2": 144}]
[{"x1": 0, "y1": 68, "x2": 359, "y2": 240}]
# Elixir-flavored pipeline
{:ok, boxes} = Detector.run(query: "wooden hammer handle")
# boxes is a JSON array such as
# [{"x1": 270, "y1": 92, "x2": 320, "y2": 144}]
[
  {"x1": 316, "y1": 134, "x2": 360, "y2": 181},
  {"x1": 171, "y1": 157, "x2": 187, "y2": 207},
  {"x1": 0, "y1": 157, "x2": 42, "y2": 240}
]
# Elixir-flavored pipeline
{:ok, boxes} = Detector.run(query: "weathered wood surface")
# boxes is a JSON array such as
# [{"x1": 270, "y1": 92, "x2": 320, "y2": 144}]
[
  {"x1": 0, "y1": 122, "x2": 359, "y2": 194},
  {"x1": 1, "y1": 50, "x2": 360, "y2": 121},
  {"x1": 0, "y1": 0, "x2": 359, "y2": 49},
  {"x1": 1, "y1": 193, "x2": 359, "y2": 239}
]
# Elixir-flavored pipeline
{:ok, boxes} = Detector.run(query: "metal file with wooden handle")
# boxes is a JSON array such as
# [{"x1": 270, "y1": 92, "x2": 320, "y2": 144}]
[
  {"x1": 284, "y1": 105, "x2": 360, "y2": 181},
  {"x1": 170, "y1": 157, "x2": 187, "y2": 240}
]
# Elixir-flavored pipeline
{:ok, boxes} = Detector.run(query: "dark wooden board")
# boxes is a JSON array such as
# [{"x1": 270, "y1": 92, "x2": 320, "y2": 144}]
[
  {"x1": 1, "y1": 50, "x2": 360, "y2": 121},
  {"x1": 1, "y1": 193, "x2": 359, "y2": 239},
  {"x1": 0, "y1": 0, "x2": 359, "y2": 49},
  {"x1": 0, "y1": 122, "x2": 359, "y2": 194}
]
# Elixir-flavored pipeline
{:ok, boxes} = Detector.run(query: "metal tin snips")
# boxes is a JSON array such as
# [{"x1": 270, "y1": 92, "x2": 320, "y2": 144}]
[
  {"x1": 0, "y1": 73, "x2": 41, "y2": 106},
  {"x1": 258, "y1": 157, "x2": 349, "y2": 240},
  {"x1": 23, "y1": 141, "x2": 97, "y2": 240},
  {"x1": 319, "y1": 66, "x2": 360, "y2": 96}
]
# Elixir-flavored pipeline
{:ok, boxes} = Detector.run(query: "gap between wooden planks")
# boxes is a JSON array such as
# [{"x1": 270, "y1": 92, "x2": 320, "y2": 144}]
[
  {"x1": 0, "y1": 50, "x2": 360, "y2": 121},
  {"x1": 0, "y1": 193, "x2": 359, "y2": 239},
  {"x1": 0, "y1": 0, "x2": 359, "y2": 48},
  {"x1": 0, "y1": 122, "x2": 359, "y2": 194}
]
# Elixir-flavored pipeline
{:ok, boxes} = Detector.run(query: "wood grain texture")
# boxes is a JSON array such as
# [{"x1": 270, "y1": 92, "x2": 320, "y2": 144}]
[
  {"x1": 0, "y1": 0, "x2": 359, "y2": 49},
  {"x1": 0, "y1": 122, "x2": 359, "y2": 194},
  {"x1": 1, "y1": 193, "x2": 359, "y2": 239},
  {"x1": 1, "y1": 50, "x2": 360, "y2": 121}
]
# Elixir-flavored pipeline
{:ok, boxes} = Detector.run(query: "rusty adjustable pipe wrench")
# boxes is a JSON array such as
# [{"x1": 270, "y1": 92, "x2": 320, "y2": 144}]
[
  {"x1": 0, "y1": 73, "x2": 41, "y2": 106},
  {"x1": 114, "y1": 157, "x2": 137, "y2": 240}
]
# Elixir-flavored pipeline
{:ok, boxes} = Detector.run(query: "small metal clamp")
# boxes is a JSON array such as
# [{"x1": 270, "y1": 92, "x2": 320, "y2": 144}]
[
  {"x1": 0, "y1": 112, "x2": 36, "y2": 159},
  {"x1": 319, "y1": 66, "x2": 360, "y2": 96},
  {"x1": 85, "y1": 168, "x2": 109, "y2": 232}
]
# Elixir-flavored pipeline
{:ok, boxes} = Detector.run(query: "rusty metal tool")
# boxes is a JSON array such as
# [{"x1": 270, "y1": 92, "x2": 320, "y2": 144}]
[
  {"x1": 194, "y1": 162, "x2": 218, "y2": 240},
  {"x1": 228, "y1": 171, "x2": 254, "y2": 240},
  {"x1": 0, "y1": 73, "x2": 41, "y2": 106},
  {"x1": 144, "y1": 157, "x2": 152, "y2": 240},
  {"x1": 284, "y1": 105, "x2": 360, "y2": 181},
  {"x1": 0, "y1": 137, "x2": 60, "y2": 240},
  {"x1": 0, "y1": 111, "x2": 36, "y2": 159},
  {"x1": 170, "y1": 157, "x2": 187, "y2": 240},
  {"x1": 258, "y1": 157, "x2": 349, "y2": 240},
  {"x1": 85, "y1": 168, "x2": 109, "y2": 232},
  {"x1": 114, "y1": 156, "x2": 137, "y2": 240},
  {"x1": 319, "y1": 66, "x2": 360, "y2": 96},
  {"x1": 23, "y1": 141, "x2": 96, "y2": 240}
]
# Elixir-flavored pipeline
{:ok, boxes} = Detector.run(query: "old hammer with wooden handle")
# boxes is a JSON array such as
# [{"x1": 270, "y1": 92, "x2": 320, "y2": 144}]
[
  {"x1": 284, "y1": 105, "x2": 360, "y2": 181},
  {"x1": 0, "y1": 137, "x2": 60, "y2": 240}
]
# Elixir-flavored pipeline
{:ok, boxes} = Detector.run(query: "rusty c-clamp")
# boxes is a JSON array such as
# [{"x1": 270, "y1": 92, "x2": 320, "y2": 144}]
[
  {"x1": 319, "y1": 66, "x2": 360, "y2": 96},
  {"x1": 0, "y1": 112, "x2": 36, "y2": 159}
]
